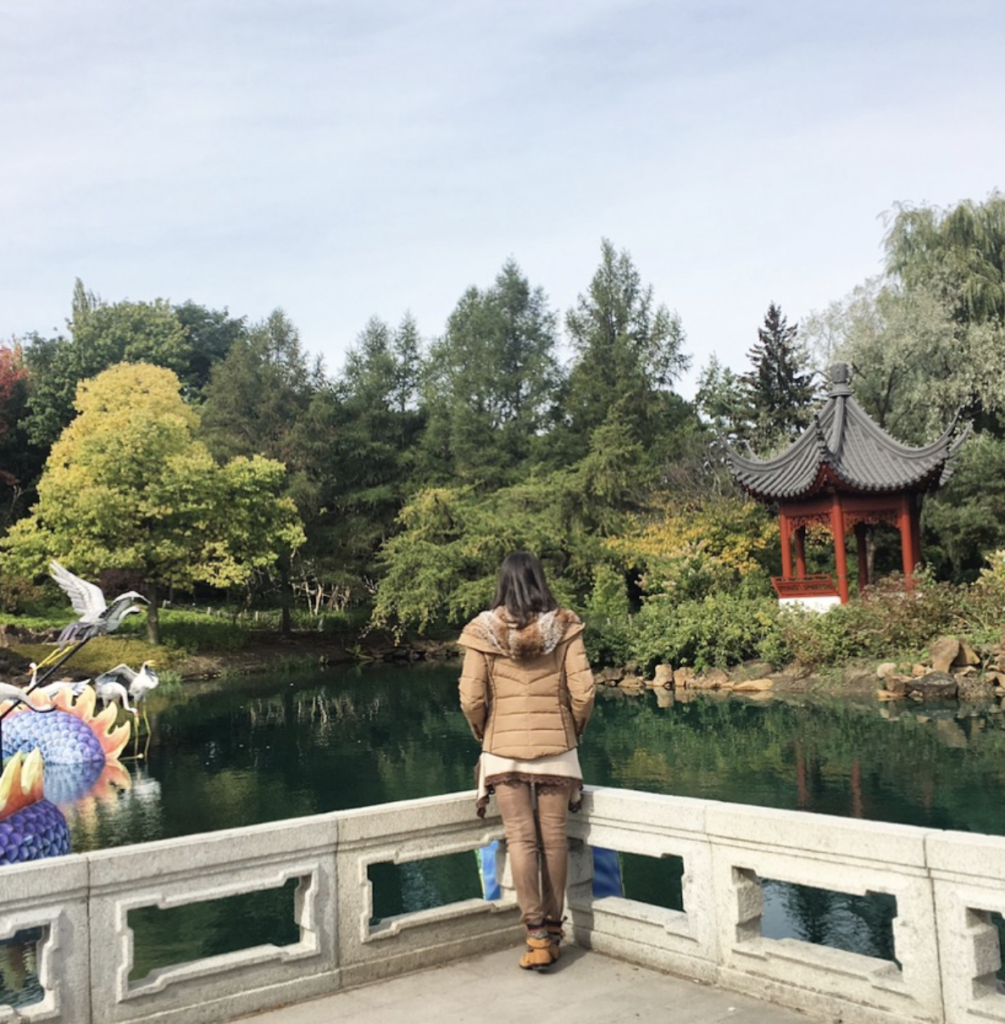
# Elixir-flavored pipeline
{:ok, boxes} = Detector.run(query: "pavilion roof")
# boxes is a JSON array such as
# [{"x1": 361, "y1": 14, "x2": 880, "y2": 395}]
[{"x1": 724, "y1": 364, "x2": 969, "y2": 502}]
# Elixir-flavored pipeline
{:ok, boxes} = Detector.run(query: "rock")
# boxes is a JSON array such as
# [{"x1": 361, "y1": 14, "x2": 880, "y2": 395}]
[
  {"x1": 673, "y1": 666, "x2": 694, "y2": 689},
  {"x1": 601, "y1": 666, "x2": 624, "y2": 684},
  {"x1": 958, "y1": 675, "x2": 992, "y2": 700},
  {"x1": 953, "y1": 641, "x2": 981, "y2": 668},
  {"x1": 954, "y1": 665, "x2": 977, "y2": 678},
  {"x1": 692, "y1": 668, "x2": 731, "y2": 690},
  {"x1": 912, "y1": 663, "x2": 928, "y2": 677},
  {"x1": 739, "y1": 659, "x2": 775, "y2": 678},
  {"x1": 908, "y1": 671, "x2": 959, "y2": 701},
  {"x1": 929, "y1": 637, "x2": 961, "y2": 674},
  {"x1": 732, "y1": 678, "x2": 774, "y2": 693},
  {"x1": 736, "y1": 689, "x2": 774, "y2": 701},
  {"x1": 619, "y1": 675, "x2": 645, "y2": 692},
  {"x1": 652, "y1": 664, "x2": 674, "y2": 689},
  {"x1": 843, "y1": 666, "x2": 880, "y2": 689},
  {"x1": 876, "y1": 662, "x2": 898, "y2": 680},
  {"x1": 885, "y1": 677, "x2": 910, "y2": 696},
  {"x1": 876, "y1": 689, "x2": 903, "y2": 701}
]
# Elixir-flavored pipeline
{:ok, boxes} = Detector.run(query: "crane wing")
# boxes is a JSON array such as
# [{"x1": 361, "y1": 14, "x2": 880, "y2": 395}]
[
  {"x1": 50, "y1": 561, "x2": 106, "y2": 621},
  {"x1": 96, "y1": 663, "x2": 139, "y2": 686}
]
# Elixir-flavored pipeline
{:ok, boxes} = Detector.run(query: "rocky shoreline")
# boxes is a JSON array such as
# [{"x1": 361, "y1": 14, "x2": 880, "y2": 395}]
[{"x1": 593, "y1": 633, "x2": 1005, "y2": 703}]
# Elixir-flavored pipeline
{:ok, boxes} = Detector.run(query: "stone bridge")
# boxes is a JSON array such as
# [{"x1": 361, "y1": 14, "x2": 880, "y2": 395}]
[{"x1": 2, "y1": 786, "x2": 1004, "y2": 1024}]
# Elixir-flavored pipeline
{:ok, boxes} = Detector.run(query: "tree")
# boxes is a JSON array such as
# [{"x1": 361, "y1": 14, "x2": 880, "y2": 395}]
[
  {"x1": 883, "y1": 194, "x2": 1005, "y2": 429},
  {"x1": 564, "y1": 239, "x2": 689, "y2": 452},
  {"x1": 418, "y1": 259, "x2": 562, "y2": 484},
  {"x1": 172, "y1": 301, "x2": 247, "y2": 398},
  {"x1": 741, "y1": 303, "x2": 816, "y2": 450},
  {"x1": 0, "y1": 339, "x2": 39, "y2": 530},
  {"x1": 885, "y1": 193, "x2": 1005, "y2": 327},
  {"x1": 316, "y1": 315, "x2": 426, "y2": 598},
  {"x1": 23, "y1": 282, "x2": 192, "y2": 448},
  {"x1": 695, "y1": 355, "x2": 749, "y2": 441},
  {"x1": 200, "y1": 308, "x2": 318, "y2": 464},
  {"x1": 802, "y1": 279, "x2": 959, "y2": 444},
  {"x1": 199, "y1": 309, "x2": 320, "y2": 631},
  {"x1": 2, "y1": 363, "x2": 304, "y2": 643}
]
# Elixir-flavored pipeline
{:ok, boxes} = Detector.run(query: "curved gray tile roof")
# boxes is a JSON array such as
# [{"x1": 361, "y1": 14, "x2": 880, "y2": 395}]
[{"x1": 724, "y1": 366, "x2": 968, "y2": 501}]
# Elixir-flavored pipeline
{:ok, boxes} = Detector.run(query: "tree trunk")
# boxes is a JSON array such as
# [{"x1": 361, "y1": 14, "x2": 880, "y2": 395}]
[
  {"x1": 146, "y1": 581, "x2": 162, "y2": 645},
  {"x1": 279, "y1": 549, "x2": 292, "y2": 636}
]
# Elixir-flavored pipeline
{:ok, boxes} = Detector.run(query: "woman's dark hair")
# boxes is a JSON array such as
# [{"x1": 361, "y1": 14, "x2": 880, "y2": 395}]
[{"x1": 491, "y1": 551, "x2": 558, "y2": 629}]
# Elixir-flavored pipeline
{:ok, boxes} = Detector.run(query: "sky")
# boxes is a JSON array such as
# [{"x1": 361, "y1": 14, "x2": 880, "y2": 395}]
[{"x1": 3, "y1": 0, "x2": 1004, "y2": 397}]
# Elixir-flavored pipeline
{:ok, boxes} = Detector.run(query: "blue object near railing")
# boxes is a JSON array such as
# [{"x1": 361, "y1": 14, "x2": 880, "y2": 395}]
[{"x1": 476, "y1": 842, "x2": 623, "y2": 901}]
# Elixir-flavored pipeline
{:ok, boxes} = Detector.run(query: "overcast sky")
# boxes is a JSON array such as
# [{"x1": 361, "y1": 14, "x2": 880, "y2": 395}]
[{"x1": 3, "y1": 0, "x2": 1003, "y2": 396}]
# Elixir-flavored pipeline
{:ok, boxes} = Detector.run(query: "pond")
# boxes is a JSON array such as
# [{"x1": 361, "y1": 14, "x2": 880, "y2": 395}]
[{"x1": 5, "y1": 660, "x2": 1005, "y2": 1005}]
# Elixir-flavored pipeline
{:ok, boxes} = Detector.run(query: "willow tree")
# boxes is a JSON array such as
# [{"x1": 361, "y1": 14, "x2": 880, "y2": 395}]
[
  {"x1": 885, "y1": 193, "x2": 1005, "y2": 327},
  {"x1": 2, "y1": 363, "x2": 304, "y2": 642}
]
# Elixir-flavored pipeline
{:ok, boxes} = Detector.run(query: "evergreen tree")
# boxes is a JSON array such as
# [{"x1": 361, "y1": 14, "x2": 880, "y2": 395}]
[
  {"x1": 316, "y1": 315, "x2": 426, "y2": 597},
  {"x1": 741, "y1": 303, "x2": 816, "y2": 449},
  {"x1": 418, "y1": 260, "x2": 561, "y2": 485},
  {"x1": 564, "y1": 239, "x2": 689, "y2": 456}
]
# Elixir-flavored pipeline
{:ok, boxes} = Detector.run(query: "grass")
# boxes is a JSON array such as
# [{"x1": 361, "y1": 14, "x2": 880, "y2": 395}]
[{"x1": 13, "y1": 637, "x2": 187, "y2": 676}]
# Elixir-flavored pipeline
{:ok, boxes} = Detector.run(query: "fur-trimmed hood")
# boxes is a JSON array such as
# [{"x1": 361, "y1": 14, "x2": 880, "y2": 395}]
[{"x1": 458, "y1": 607, "x2": 584, "y2": 660}]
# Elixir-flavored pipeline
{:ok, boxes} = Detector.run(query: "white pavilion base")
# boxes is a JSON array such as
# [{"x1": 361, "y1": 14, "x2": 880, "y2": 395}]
[{"x1": 779, "y1": 595, "x2": 841, "y2": 613}]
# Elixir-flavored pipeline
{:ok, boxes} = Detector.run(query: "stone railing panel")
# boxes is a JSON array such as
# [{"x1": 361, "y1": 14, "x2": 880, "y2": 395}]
[
  {"x1": 706, "y1": 802, "x2": 942, "y2": 1024},
  {"x1": 0, "y1": 857, "x2": 90, "y2": 1024},
  {"x1": 86, "y1": 815, "x2": 339, "y2": 1024},
  {"x1": 566, "y1": 787, "x2": 718, "y2": 982},
  {"x1": 928, "y1": 830, "x2": 1005, "y2": 1024},
  {"x1": 335, "y1": 791, "x2": 520, "y2": 988}
]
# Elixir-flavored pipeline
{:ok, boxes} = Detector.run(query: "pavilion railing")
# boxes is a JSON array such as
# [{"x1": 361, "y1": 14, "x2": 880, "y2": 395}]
[{"x1": 771, "y1": 573, "x2": 839, "y2": 598}]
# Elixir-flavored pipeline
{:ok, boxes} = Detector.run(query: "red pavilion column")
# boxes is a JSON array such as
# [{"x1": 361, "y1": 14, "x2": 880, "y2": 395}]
[
  {"x1": 899, "y1": 493, "x2": 918, "y2": 587},
  {"x1": 830, "y1": 492, "x2": 850, "y2": 604},
  {"x1": 910, "y1": 496, "x2": 922, "y2": 573},
  {"x1": 779, "y1": 512, "x2": 793, "y2": 579},
  {"x1": 854, "y1": 521, "x2": 868, "y2": 594},
  {"x1": 794, "y1": 526, "x2": 807, "y2": 579}
]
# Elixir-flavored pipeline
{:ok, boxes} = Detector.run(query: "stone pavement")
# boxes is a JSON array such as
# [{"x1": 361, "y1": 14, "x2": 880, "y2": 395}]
[{"x1": 231, "y1": 946, "x2": 822, "y2": 1024}]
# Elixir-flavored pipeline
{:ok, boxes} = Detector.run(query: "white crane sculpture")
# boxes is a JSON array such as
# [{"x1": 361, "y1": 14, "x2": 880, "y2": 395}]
[
  {"x1": 49, "y1": 561, "x2": 148, "y2": 649},
  {"x1": 95, "y1": 661, "x2": 160, "y2": 757}
]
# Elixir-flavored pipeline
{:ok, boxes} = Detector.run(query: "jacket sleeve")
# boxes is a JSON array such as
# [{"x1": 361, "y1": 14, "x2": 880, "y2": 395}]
[
  {"x1": 564, "y1": 633, "x2": 595, "y2": 738},
  {"x1": 458, "y1": 647, "x2": 490, "y2": 742}
]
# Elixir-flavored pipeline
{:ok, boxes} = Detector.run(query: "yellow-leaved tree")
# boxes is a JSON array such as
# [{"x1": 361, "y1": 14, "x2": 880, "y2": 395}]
[{"x1": 3, "y1": 363, "x2": 305, "y2": 642}]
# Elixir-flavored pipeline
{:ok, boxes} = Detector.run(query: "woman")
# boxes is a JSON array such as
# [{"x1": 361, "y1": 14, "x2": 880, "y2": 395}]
[{"x1": 458, "y1": 551, "x2": 595, "y2": 971}]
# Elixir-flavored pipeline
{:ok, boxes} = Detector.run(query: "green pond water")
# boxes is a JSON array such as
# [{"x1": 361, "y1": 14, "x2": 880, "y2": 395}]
[{"x1": 5, "y1": 661, "x2": 1005, "y2": 1004}]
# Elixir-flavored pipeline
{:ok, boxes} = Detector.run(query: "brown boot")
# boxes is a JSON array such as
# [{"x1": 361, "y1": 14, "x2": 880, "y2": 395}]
[
  {"x1": 545, "y1": 919, "x2": 566, "y2": 962},
  {"x1": 519, "y1": 929, "x2": 557, "y2": 971}
]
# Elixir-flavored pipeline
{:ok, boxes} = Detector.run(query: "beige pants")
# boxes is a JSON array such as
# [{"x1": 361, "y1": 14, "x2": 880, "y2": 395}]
[{"x1": 494, "y1": 780, "x2": 571, "y2": 926}]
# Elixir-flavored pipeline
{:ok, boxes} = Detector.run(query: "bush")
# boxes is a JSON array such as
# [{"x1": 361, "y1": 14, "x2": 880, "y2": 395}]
[
  {"x1": 581, "y1": 565, "x2": 635, "y2": 666},
  {"x1": 631, "y1": 591, "x2": 782, "y2": 671},
  {"x1": 777, "y1": 571, "x2": 964, "y2": 667}
]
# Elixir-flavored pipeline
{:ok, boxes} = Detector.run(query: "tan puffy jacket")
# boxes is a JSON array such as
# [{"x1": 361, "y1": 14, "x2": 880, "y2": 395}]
[{"x1": 458, "y1": 607, "x2": 595, "y2": 760}]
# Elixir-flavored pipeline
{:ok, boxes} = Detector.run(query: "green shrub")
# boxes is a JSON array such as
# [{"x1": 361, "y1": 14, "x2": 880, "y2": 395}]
[
  {"x1": 631, "y1": 592, "x2": 782, "y2": 670},
  {"x1": 778, "y1": 571, "x2": 964, "y2": 667},
  {"x1": 581, "y1": 565, "x2": 635, "y2": 666}
]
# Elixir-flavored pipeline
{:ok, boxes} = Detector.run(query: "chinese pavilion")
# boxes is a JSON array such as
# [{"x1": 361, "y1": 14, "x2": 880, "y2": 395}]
[{"x1": 723, "y1": 363, "x2": 967, "y2": 606}]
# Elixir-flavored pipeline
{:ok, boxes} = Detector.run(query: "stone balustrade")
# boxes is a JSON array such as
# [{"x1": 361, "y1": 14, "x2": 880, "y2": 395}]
[{"x1": 2, "y1": 787, "x2": 1005, "y2": 1024}]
